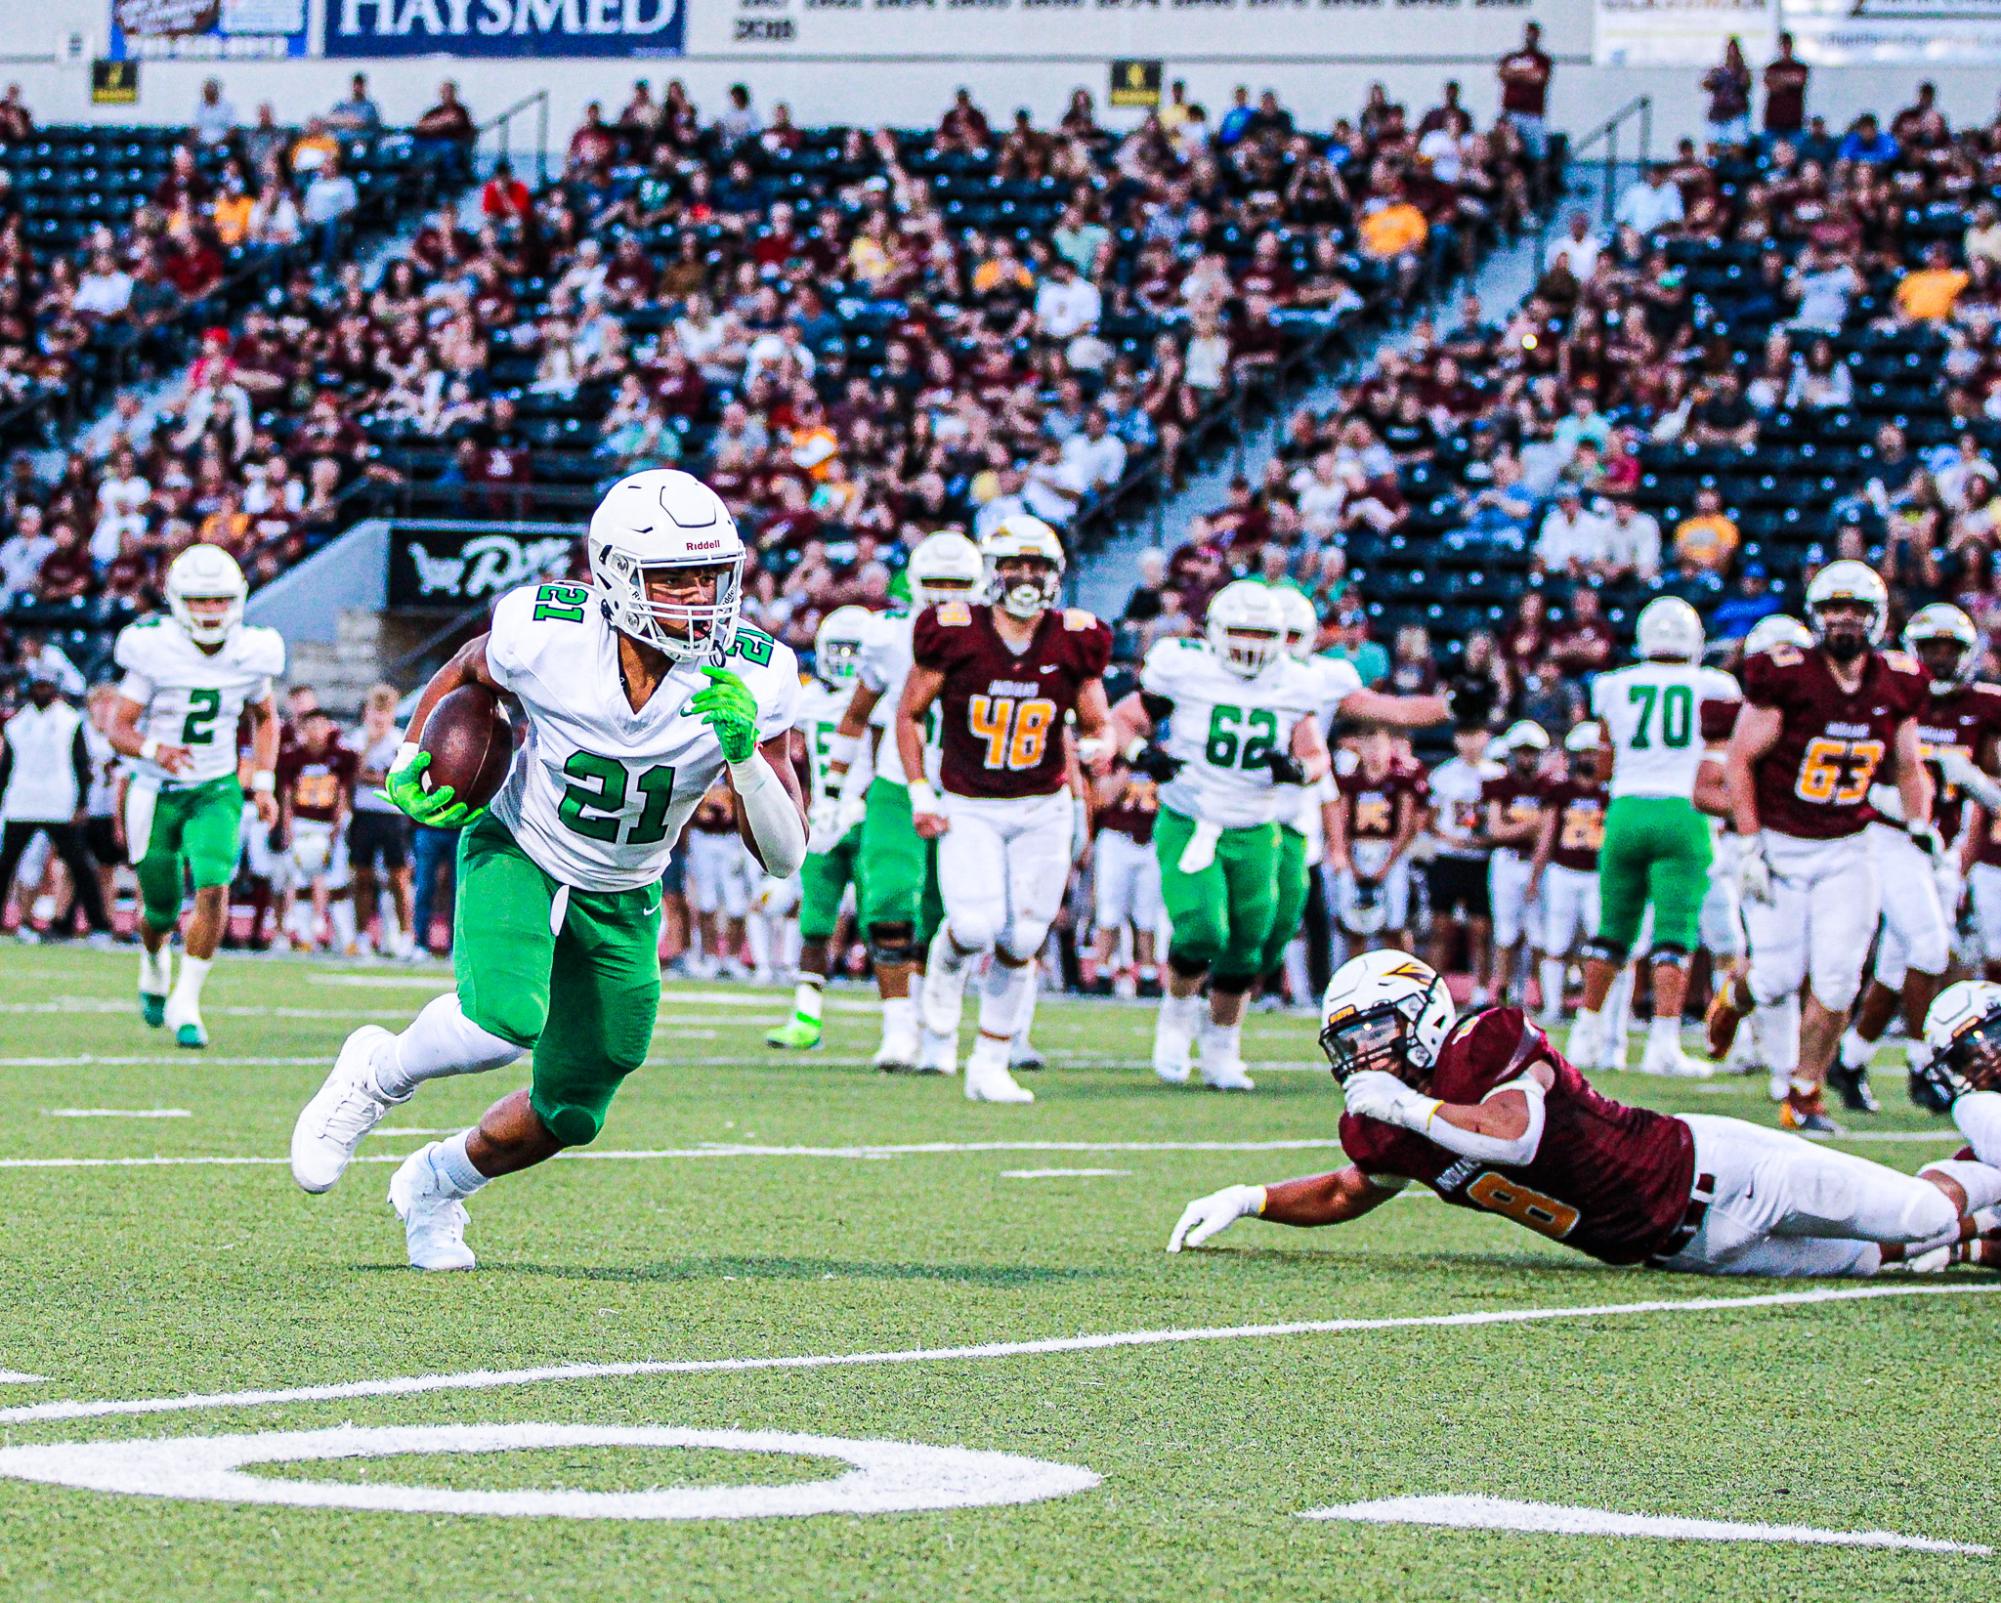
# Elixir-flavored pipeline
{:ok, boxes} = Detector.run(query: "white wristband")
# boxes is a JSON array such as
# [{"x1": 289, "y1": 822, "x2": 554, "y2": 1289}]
[
  {"x1": 827, "y1": 731, "x2": 858, "y2": 767},
  {"x1": 139, "y1": 737, "x2": 159, "y2": 763},
  {"x1": 906, "y1": 779, "x2": 940, "y2": 814},
  {"x1": 249, "y1": 770, "x2": 277, "y2": 794},
  {"x1": 392, "y1": 740, "x2": 421, "y2": 773}
]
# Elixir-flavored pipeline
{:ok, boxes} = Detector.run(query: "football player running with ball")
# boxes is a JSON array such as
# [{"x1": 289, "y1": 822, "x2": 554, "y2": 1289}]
[
  {"x1": 767, "y1": 604, "x2": 876, "y2": 1051},
  {"x1": 825, "y1": 532, "x2": 986, "y2": 1073},
  {"x1": 104, "y1": 544, "x2": 285, "y2": 1049},
  {"x1": 1709, "y1": 562, "x2": 1933, "y2": 1133},
  {"x1": 290, "y1": 470, "x2": 807, "y2": 1270},
  {"x1": 898, "y1": 516, "x2": 1113, "y2": 1102},
  {"x1": 1569, "y1": 598, "x2": 1740, "y2": 1078},
  {"x1": 1169, "y1": 951, "x2": 2001, "y2": 1275}
]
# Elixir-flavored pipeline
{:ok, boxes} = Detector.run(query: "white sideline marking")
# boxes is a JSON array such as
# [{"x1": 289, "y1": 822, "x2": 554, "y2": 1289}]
[
  {"x1": 1001, "y1": 1168, "x2": 1133, "y2": 1179},
  {"x1": 44, "y1": 1109, "x2": 190, "y2": 1120},
  {"x1": 0, "y1": 1423, "x2": 1100, "y2": 1521},
  {"x1": 1300, "y1": 1495, "x2": 1991, "y2": 1555},
  {"x1": 0, "y1": 1057, "x2": 325, "y2": 1069},
  {"x1": 0, "y1": 1372, "x2": 43, "y2": 1384},
  {"x1": 0, "y1": 1138, "x2": 1351, "y2": 1171},
  {"x1": 2, "y1": 1281, "x2": 1992, "y2": 1429}
]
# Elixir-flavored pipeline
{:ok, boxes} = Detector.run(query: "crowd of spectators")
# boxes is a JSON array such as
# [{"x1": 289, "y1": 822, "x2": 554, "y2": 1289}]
[
  {"x1": 1122, "y1": 49, "x2": 2001, "y2": 728},
  {"x1": 3, "y1": 70, "x2": 1543, "y2": 675}
]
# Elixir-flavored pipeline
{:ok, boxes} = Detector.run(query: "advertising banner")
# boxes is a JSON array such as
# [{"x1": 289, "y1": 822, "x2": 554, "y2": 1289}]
[
  {"x1": 1594, "y1": 0, "x2": 1773, "y2": 65},
  {"x1": 387, "y1": 526, "x2": 578, "y2": 608},
  {"x1": 1782, "y1": 0, "x2": 2001, "y2": 64},
  {"x1": 107, "y1": 0, "x2": 310, "y2": 61},
  {"x1": 324, "y1": 0, "x2": 686, "y2": 57}
]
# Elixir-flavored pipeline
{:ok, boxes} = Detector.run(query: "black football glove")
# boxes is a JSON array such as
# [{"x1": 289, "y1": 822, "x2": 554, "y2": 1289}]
[
  {"x1": 1907, "y1": 1053, "x2": 1970, "y2": 1116},
  {"x1": 1130, "y1": 744, "x2": 1184, "y2": 782},
  {"x1": 1259, "y1": 749, "x2": 1308, "y2": 785},
  {"x1": 1444, "y1": 674, "x2": 1494, "y2": 728}
]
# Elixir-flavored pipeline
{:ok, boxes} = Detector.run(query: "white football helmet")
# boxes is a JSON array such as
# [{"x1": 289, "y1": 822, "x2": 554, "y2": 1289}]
[
  {"x1": 1272, "y1": 584, "x2": 1320, "y2": 662},
  {"x1": 586, "y1": 469, "x2": 745, "y2": 661},
  {"x1": 1743, "y1": 613, "x2": 1812, "y2": 656},
  {"x1": 813, "y1": 604, "x2": 872, "y2": 690},
  {"x1": 907, "y1": 530, "x2": 984, "y2": 607},
  {"x1": 1318, "y1": 950, "x2": 1458, "y2": 1087},
  {"x1": 165, "y1": 543, "x2": 247, "y2": 647},
  {"x1": 981, "y1": 515, "x2": 1065, "y2": 619},
  {"x1": 1205, "y1": 580, "x2": 1286, "y2": 679},
  {"x1": 1904, "y1": 601, "x2": 1981, "y2": 693},
  {"x1": 1918, "y1": 979, "x2": 2001, "y2": 1107},
  {"x1": 1635, "y1": 596, "x2": 1704, "y2": 664},
  {"x1": 1805, "y1": 558, "x2": 1888, "y2": 658}
]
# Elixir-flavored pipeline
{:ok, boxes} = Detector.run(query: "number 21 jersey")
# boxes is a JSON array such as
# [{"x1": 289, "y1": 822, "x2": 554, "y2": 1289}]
[
  {"x1": 1740, "y1": 643, "x2": 1925, "y2": 841},
  {"x1": 486, "y1": 582, "x2": 801, "y2": 891}
]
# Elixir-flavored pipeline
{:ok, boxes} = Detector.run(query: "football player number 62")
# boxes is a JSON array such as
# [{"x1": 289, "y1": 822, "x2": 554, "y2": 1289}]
[{"x1": 968, "y1": 695, "x2": 1056, "y2": 771}]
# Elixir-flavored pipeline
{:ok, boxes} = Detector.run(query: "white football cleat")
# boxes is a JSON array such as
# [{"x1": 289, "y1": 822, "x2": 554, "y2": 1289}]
[
  {"x1": 1564, "y1": 1014, "x2": 1601, "y2": 1071},
  {"x1": 291, "y1": 1025, "x2": 401, "y2": 1194},
  {"x1": 388, "y1": 1144, "x2": 476, "y2": 1271},
  {"x1": 917, "y1": 1027, "x2": 958, "y2": 1076},
  {"x1": 1641, "y1": 1038, "x2": 1713, "y2": 1079},
  {"x1": 163, "y1": 992, "x2": 207, "y2": 1051},
  {"x1": 1200, "y1": 1059, "x2": 1256, "y2": 1093},
  {"x1": 872, "y1": 1027, "x2": 919, "y2": 1074},
  {"x1": 1152, "y1": 1004, "x2": 1195, "y2": 1085},
  {"x1": 965, "y1": 1056, "x2": 1034, "y2": 1104}
]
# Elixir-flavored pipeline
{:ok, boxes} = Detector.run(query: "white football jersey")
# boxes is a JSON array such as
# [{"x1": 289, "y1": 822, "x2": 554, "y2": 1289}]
[
  {"x1": 1591, "y1": 662, "x2": 1740, "y2": 800},
  {"x1": 796, "y1": 677, "x2": 873, "y2": 810},
  {"x1": 113, "y1": 614, "x2": 286, "y2": 786},
  {"x1": 856, "y1": 608, "x2": 941, "y2": 787},
  {"x1": 1427, "y1": 755, "x2": 1499, "y2": 858},
  {"x1": 485, "y1": 583, "x2": 802, "y2": 892},
  {"x1": 1140, "y1": 637, "x2": 1322, "y2": 830},
  {"x1": 1287, "y1": 653, "x2": 1365, "y2": 834}
]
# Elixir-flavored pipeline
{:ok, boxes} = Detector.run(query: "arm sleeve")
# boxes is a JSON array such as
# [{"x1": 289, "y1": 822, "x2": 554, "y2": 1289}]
[
  {"x1": 70, "y1": 725, "x2": 90, "y2": 804},
  {"x1": 1419, "y1": 1074, "x2": 1547, "y2": 1166}
]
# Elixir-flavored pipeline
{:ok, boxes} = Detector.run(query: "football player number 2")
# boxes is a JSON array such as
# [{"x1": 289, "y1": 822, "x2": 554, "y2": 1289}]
[
  {"x1": 1793, "y1": 736, "x2": 1883, "y2": 806},
  {"x1": 181, "y1": 688, "x2": 221, "y2": 746},
  {"x1": 1465, "y1": 1171, "x2": 1579, "y2": 1240},
  {"x1": 968, "y1": 695, "x2": 1055, "y2": 771},
  {"x1": 558, "y1": 752, "x2": 677, "y2": 845}
]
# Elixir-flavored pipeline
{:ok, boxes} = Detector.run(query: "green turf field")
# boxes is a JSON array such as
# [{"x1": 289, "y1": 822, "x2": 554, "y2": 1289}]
[{"x1": 0, "y1": 944, "x2": 1993, "y2": 1601}]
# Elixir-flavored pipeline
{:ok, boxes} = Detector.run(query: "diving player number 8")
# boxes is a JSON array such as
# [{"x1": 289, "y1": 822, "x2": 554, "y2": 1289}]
[{"x1": 968, "y1": 695, "x2": 1055, "y2": 771}]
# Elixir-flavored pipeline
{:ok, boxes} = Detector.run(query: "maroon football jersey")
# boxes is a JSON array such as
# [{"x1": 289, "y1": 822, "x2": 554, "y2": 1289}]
[
  {"x1": 1912, "y1": 681, "x2": 2001, "y2": 847},
  {"x1": 913, "y1": 601, "x2": 1112, "y2": 800},
  {"x1": 1097, "y1": 770, "x2": 1158, "y2": 845},
  {"x1": 1741, "y1": 644, "x2": 1926, "y2": 840},
  {"x1": 1537, "y1": 774, "x2": 1608, "y2": 872},
  {"x1": 1338, "y1": 755, "x2": 1428, "y2": 843},
  {"x1": 1339, "y1": 1009, "x2": 1696, "y2": 1266},
  {"x1": 278, "y1": 740, "x2": 357, "y2": 824},
  {"x1": 1480, "y1": 771, "x2": 1544, "y2": 848},
  {"x1": 1699, "y1": 693, "x2": 1741, "y2": 745}
]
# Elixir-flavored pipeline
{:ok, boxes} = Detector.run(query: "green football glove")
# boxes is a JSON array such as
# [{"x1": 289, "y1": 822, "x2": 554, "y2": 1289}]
[
  {"x1": 691, "y1": 664, "x2": 760, "y2": 764},
  {"x1": 378, "y1": 748, "x2": 481, "y2": 830}
]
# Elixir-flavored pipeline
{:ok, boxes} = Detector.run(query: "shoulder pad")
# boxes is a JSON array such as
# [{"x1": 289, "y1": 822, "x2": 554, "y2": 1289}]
[
  {"x1": 934, "y1": 601, "x2": 973, "y2": 627},
  {"x1": 1882, "y1": 649, "x2": 1920, "y2": 674},
  {"x1": 1765, "y1": 643, "x2": 1803, "y2": 667},
  {"x1": 243, "y1": 627, "x2": 287, "y2": 678},
  {"x1": 1063, "y1": 607, "x2": 1101, "y2": 632}
]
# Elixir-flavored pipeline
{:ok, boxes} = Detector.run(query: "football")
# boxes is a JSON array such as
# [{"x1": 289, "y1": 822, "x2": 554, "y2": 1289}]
[{"x1": 416, "y1": 683, "x2": 513, "y2": 812}]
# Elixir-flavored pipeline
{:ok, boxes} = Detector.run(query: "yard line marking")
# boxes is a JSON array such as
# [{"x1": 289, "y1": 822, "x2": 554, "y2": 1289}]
[
  {"x1": 0, "y1": 1058, "x2": 325, "y2": 1068},
  {"x1": 1000, "y1": 1168, "x2": 1133, "y2": 1179},
  {"x1": 2, "y1": 1281, "x2": 1993, "y2": 1429},
  {"x1": 44, "y1": 1109, "x2": 191, "y2": 1120},
  {"x1": 1300, "y1": 1494, "x2": 1991, "y2": 1555},
  {"x1": 0, "y1": 1372, "x2": 43, "y2": 1384}
]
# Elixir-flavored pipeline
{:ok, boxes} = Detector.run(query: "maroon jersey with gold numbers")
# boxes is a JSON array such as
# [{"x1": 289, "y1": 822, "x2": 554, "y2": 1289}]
[
  {"x1": 1480, "y1": 770, "x2": 1544, "y2": 849},
  {"x1": 1097, "y1": 769, "x2": 1158, "y2": 845},
  {"x1": 1911, "y1": 681, "x2": 2001, "y2": 847},
  {"x1": 1741, "y1": 643, "x2": 1926, "y2": 840},
  {"x1": 1338, "y1": 756, "x2": 1428, "y2": 842},
  {"x1": 913, "y1": 601, "x2": 1112, "y2": 799},
  {"x1": 1338, "y1": 1008, "x2": 1696, "y2": 1266},
  {"x1": 277, "y1": 739, "x2": 357, "y2": 824},
  {"x1": 1537, "y1": 774, "x2": 1608, "y2": 872}
]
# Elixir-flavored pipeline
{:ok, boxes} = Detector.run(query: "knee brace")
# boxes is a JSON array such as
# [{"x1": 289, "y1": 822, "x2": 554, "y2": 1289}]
[{"x1": 868, "y1": 922, "x2": 919, "y2": 969}]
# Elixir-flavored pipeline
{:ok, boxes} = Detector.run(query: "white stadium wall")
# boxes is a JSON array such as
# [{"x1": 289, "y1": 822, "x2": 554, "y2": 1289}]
[{"x1": 8, "y1": 0, "x2": 2001, "y2": 157}]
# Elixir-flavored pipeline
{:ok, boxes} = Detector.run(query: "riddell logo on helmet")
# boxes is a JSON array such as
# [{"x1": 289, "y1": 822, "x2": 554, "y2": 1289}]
[{"x1": 681, "y1": 538, "x2": 724, "y2": 552}]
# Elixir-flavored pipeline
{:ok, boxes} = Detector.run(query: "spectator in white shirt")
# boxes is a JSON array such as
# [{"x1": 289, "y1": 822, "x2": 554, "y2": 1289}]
[
  {"x1": 1184, "y1": 314, "x2": 1231, "y2": 393},
  {"x1": 303, "y1": 158, "x2": 359, "y2": 267},
  {"x1": 1534, "y1": 486, "x2": 1612, "y2": 575},
  {"x1": 92, "y1": 448, "x2": 151, "y2": 565},
  {"x1": 1022, "y1": 440, "x2": 1089, "y2": 525},
  {"x1": 249, "y1": 181, "x2": 302, "y2": 248},
  {"x1": 0, "y1": 506, "x2": 53, "y2": 606},
  {"x1": 192, "y1": 78, "x2": 237, "y2": 147},
  {"x1": 1033, "y1": 258, "x2": 1102, "y2": 342},
  {"x1": 1615, "y1": 165, "x2": 1685, "y2": 234},
  {"x1": 1059, "y1": 407, "x2": 1127, "y2": 494},
  {"x1": 73, "y1": 252, "x2": 134, "y2": 319},
  {"x1": 1787, "y1": 242, "x2": 1860, "y2": 334},
  {"x1": 1600, "y1": 494, "x2": 1662, "y2": 581},
  {"x1": 1548, "y1": 211, "x2": 1601, "y2": 280},
  {"x1": 1292, "y1": 451, "x2": 1351, "y2": 535}
]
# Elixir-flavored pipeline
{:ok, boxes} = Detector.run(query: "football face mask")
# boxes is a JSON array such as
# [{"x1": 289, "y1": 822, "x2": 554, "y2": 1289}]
[{"x1": 1319, "y1": 1006, "x2": 1423, "y2": 1088}]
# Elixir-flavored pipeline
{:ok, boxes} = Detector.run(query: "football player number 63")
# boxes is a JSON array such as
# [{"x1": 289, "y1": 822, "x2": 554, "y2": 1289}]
[
  {"x1": 1793, "y1": 736, "x2": 1883, "y2": 806},
  {"x1": 968, "y1": 695, "x2": 1056, "y2": 771}
]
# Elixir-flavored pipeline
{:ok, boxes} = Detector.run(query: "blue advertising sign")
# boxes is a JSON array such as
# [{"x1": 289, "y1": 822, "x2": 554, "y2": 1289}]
[
  {"x1": 109, "y1": 0, "x2": 310, "y2": 61},
  {"x1": 324, "y1": 0, "x2": 686, "y2": 57}
]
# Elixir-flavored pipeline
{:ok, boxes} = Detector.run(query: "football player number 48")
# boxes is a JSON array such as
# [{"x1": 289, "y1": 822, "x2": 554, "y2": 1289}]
[{"x1": 968, "y1": 694, "x2": 1055, "y2": 771}]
